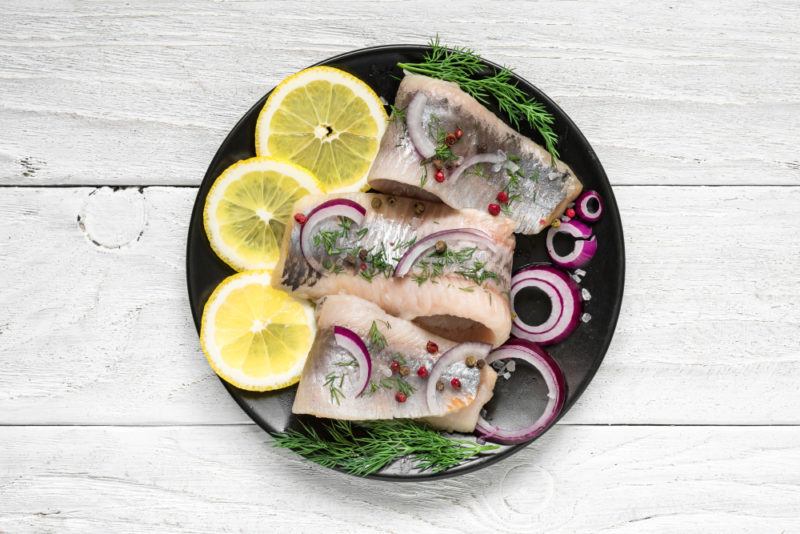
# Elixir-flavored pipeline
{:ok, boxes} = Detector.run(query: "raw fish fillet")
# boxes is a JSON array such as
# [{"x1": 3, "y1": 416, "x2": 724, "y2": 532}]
[
  {"x1": 368, "y1": 73, "x2": 583, "y2": 234},
  {"x1": 274, "y1": 192, "x2": 514, "y2": 347},
  {"x1": 292, "y1": 295, "x2": 497, "y2": 432}
]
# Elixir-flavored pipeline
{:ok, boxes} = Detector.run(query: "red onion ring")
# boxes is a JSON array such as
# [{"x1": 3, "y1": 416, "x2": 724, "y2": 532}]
[
  {"x1": 545, "y1": 220, "x2": 597, "y2": 269},
  {"x1": 574, "y1": 190, "x2": 603, "y2": 223},
  {"x1": 406, "y1": 93, "x2": 436, "y2": 159},
  {"x1": 393, "y1": 228, "x2": 496, "y2": 278},
  {"x1": 475, "y1": 339, "x2": 566, "y2": 444},
  {"x1": 511, "y1": 266, "x2": 582, "y2": 346},
  {"x1": 299, "y1": 199, "x2": 366, "y2": 273},
  {"x1": 332, "y1": 325, "x2": 371, "y2": 397},
  {"x1": 426, "y1": 341, "x2": 491, "y2": 413},
  {"x1": 446, "y1": 151, "x2": 507, "y2": 183}
]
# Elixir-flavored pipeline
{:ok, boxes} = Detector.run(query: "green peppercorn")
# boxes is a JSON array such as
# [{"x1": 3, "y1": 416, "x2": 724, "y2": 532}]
[
  {"x1": 399, "y1": 366, "x2": 410, "y2": 377},
  {"x1": 465, "y1": 355, "x2": 477, "y2": 368},
  {"x1": 434, "y1": 240, "x2": 447, "y2": 254},
  {"x1": 358, "y1": 249, "x2": 368, "y2": 261},
  {"x1": 371, "y1": 197, "x2": 382, "y2": 209},
  {"x1": 476, "y1": 359, "x2": 486, "y2": 370},
  {"x1": 436, "y1": 379, "x2": 445, "y2": 391},
  {"x1": 414, "y1": 202, "x2": 425, "y2": 215}
]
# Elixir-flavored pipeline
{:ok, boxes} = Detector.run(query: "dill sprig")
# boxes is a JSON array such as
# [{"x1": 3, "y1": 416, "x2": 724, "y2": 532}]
[
  {"x1": 323, "y1": 371, "x2": 345, "y2": 405},
  {"x1": 379, "y1": 375, "x2": 415, "y2": 397},
  {"x1": 272, "y1": 420, "x2": 499, "y2": 476},
  {"x1": 388, "y1": 104, "x2": 406, "y2": 124},
  {"x1": 397, "y1": 37, "x2": 559, "y2": 159},
  {"x1": 368, "y1": 320, "x2": 388, "y2": 351}
]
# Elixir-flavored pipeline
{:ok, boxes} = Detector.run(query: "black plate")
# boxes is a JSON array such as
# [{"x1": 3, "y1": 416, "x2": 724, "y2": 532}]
[{"x1": 187, "y1": 45, "x2": 625, "y2": 480}]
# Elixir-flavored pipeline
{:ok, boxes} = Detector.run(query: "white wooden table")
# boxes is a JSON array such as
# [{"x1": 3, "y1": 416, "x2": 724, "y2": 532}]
[{"x1": 2, "y1": 1, "x2": 799, "y2": 532}]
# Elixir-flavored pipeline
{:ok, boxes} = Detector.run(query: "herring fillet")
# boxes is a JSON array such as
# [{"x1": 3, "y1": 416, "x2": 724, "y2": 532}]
[
  {"x1": 273, "y1": 192, "x2": 514, "y2": 347},
  {"x1": 368, "y1": 73, "x2": 583, "y2": 234},
  {"x1": 292, "y1": 295, "x2": 497, "y2": 432}
]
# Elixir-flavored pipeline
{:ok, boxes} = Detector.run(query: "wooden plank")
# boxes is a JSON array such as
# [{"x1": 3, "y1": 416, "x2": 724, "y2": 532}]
[
  {"x1": 0, "y1": 185, "x2": 798, "y2": 425},
  {"x1": 0, "y1": 425, "x2": 797, "y2": 532},
  {"x1": 0, "y1": 1, "x2": 798, "y2": 186}
]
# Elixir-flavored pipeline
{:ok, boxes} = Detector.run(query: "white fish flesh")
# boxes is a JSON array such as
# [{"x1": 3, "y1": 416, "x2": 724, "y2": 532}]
[
  {"x1": 292, "y1": 295, "x2": 497, "y2": 432},
  {"x1": 368, "y1": 73, "x2": 583, "y2": 234},
  {"x1": 273, "y1": 192, "x2": 514, "y2": 347}
]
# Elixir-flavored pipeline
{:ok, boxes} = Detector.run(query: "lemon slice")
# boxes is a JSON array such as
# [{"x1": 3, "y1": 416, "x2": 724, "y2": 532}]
[
  {"x1": 204, "y1": 157, "x2": 320, "y2": 271},
  {"x1": 255, "y1": 66, "x2": 388, "y2": 193},
  {"x1": 201, "y1": 271, "x2": 315, "y2": 391}
]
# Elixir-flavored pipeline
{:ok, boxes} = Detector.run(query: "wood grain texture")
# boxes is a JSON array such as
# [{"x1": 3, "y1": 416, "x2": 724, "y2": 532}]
[
  {"x1": 1, "y1": 185, "x2": 798, "y2": 425},
  {"x1": 2, "y1": 2, "x2": 800, "y2": 531},
  {"x1": 0, "y1": 425, "x2": 798, "y2": 533},
  {"x1": 0, "y1": 1, "x2": 798, "y2": 186}
]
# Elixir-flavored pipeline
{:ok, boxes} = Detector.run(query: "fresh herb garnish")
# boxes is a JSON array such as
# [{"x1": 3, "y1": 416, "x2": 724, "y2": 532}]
[
  {"x1": 323, "y1": 371, "x2": 345, "y2": 405},
  {"x1": 360, "y1": 243, "x2": 394, "y2": 282},
  {"x1": 457, "y1": 260, "x2": 500, "y2": 285},
  {"x1": 368, "y1": 320, "x2": 388, "y2": 351},
  {"x1": 410, "y1": 246, "x2": 498, "y2": 287},
  {"x1": 396, "y1": 236, "x2": 417, "y2": 255},
  {"x1": 397, "y1": 37, "x2": 559, "y2": 159},
  {"x1": 334, "y1": 357, "x2": 358, "y2": 368},
  {"x1": 388, "y1": 104, "x2": 406, "y2": 124},
  {"x1": 379, "y1": 376, "x2": 415, "y2": 397},
  {"x1": 421, "y1": 115, "x2": 459, "y2": 168},
  {"x1": 313, "y1": 216, "x2": 355, "y2": 256},
  {"x1": 272, "y1": 420, "x2": 499, "y2": 476}
]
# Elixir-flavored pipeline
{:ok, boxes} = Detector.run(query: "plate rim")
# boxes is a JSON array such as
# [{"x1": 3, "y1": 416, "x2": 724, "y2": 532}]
[{"x1": 186, "y1": 43, "x2": 626, "y2": 481}]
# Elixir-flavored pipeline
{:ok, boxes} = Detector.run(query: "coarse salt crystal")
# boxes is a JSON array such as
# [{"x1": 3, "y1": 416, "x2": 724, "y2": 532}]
[
  {"x1": 581, "y1": 288, "x2": 592, "y2": 301},
  {"x1": 581, "y1": 313, "x2": 592, "y2": 323}
]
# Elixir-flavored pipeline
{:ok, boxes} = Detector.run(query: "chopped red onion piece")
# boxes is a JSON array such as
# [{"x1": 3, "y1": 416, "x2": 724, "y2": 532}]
[
  {"x1": 406, "y1": 93, "x2": 436, "y2": 159},
  {"x1": 299, "y1": 199, "x2": 366, "y2": 273},
  {"x1": 475, "y1": 339, "x2": 567, "y2": 444},
  {"x1": 546, "y1": 220, "x2": 597, "y2": 269},
  {"x1": 447, "y1": 151, "x2": 507, "y2": 183},
  {"x1": 332, "y1": 326, "x2": 372, "y2": 396},
  {"x1": 426, "y1": 342, "x2": 491, "y2": 412},
  {"x1": 511, "y1": 265, "x2": 582, "y2": 346},
  {"x1": 575, "y1": 190, "x2": 604, "y2": 223},
  {"x1": 394, "y1": 229, "x2": 496, "y2": 278}
]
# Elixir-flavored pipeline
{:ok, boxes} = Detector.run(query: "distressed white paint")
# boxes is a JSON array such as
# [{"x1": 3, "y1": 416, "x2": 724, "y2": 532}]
[
  {"x1": 0, "y1": 425, "x2": 798, "y2": 533},
  {"x1": 0, "y1": 1, "x2": 798, "y2": 186},
  {"x1": 2, "y1": 1, "x2": 800, "y2": 531}
]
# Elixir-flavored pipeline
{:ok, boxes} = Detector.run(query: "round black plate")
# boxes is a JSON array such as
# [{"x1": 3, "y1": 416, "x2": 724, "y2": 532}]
[{"x1": 187, "y1": 45, "x2": 625, "y2": 481}]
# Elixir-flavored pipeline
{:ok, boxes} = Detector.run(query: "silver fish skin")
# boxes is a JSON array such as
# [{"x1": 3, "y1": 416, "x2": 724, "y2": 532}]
[
  {"x1": 292, "y1": 295, "x2": 497, "y2": 432},
  {"x1": 274, "y1": 192, "x2": 514, "y2": 347},
  {"x1": 368, "y1": 73, "x2": 583, "y2": 234}
]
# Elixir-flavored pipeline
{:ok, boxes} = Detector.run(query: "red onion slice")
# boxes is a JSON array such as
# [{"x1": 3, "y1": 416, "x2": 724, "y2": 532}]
[
  {"x1": 393, "y1": 228, "x2": 496, "y2": 278},
  {"x1": 575, "y1": 190, "x2": 603, "y2": 223},
  {"x1": 406, "y1": 93, "x2": 436, "y2": 159},
  {"x1": 426, "y1": 341, "x2": 491, "y2": 413},
  {"x1": 510, "y1": 276, "x2": 563, "y2": 336},
  {"x1": 299, "y1": 199, "x2": 366, "y2": 273},
  {"x1": 545, "y1": 220, "x2": 597, "y2": 269},
  {"x1": 511, "y1": 266, "x2": 582, "y2": 346},
  {"x1": 447, "y1": 151, "x2": 507, "y2": 183},
  {"x1": 332, "y1": 325, "x2": 371, "y2": 397},
  {"x1": 475, "y1": 339, "x2": 566, "y2": 444}
]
